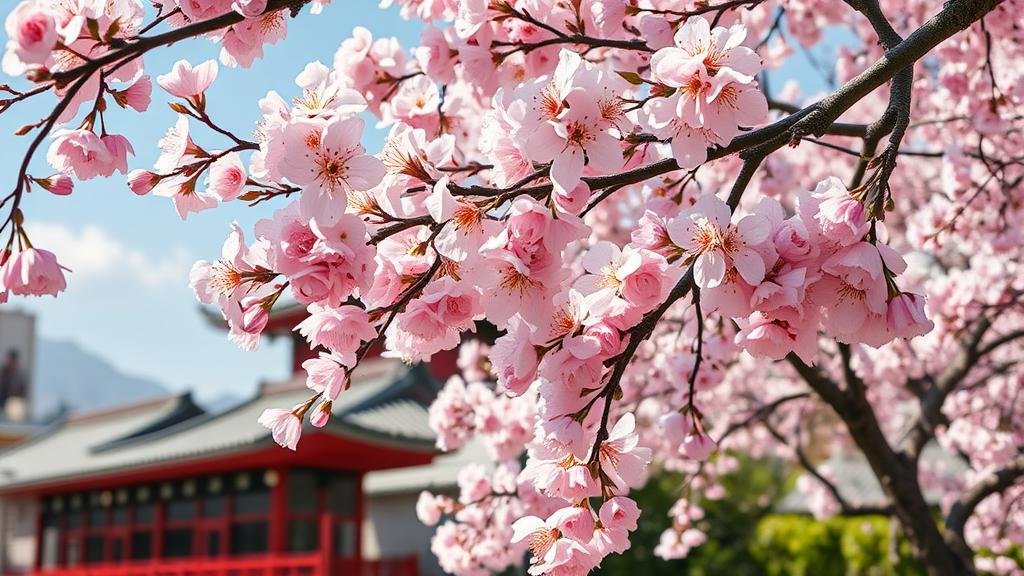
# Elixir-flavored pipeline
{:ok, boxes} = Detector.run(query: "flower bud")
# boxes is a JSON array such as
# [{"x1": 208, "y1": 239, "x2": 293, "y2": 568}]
[{"x1": 310, "y1": 400, "x2": 332, "y2": 428}]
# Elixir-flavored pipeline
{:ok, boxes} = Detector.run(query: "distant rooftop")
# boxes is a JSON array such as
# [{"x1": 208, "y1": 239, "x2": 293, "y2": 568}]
[{"x1": 0, "y1": 358, "x2": 444, "y2": 494}]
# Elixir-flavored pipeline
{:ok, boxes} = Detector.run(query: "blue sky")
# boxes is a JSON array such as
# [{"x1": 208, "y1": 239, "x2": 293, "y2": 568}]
[{"x1": 0, "y1": 3, "x2": 845, "y2": 405}]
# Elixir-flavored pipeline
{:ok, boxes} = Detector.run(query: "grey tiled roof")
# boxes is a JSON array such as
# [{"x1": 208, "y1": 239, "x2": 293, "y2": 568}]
[
  {"x1": 0, "y1": 358, "x2": 440, "y2": 491},
  {"x1": 365, "y1": 438, "x2": 491, "y2": 496}
]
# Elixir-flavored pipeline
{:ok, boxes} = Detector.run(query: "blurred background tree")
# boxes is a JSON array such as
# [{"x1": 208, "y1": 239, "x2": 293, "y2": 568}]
[{"x1": 597, "y1": 455, "x2": 940, "y2": 576}]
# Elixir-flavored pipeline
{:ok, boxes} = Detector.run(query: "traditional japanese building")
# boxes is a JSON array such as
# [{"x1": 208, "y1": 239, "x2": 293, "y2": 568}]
[{"x1": 0, "y1": 306, "x2": 481, "y2": 576}]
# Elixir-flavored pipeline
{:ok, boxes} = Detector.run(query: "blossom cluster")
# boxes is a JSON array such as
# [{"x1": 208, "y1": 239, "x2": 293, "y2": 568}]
[{"x1": 3, "y1": 0, "x2": 1024, "y2": 573}]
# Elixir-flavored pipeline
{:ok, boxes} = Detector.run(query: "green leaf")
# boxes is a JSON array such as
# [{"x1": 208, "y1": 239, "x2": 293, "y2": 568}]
[{"x1": 616, "y1": 70, "x2": 645, "y2": 85}]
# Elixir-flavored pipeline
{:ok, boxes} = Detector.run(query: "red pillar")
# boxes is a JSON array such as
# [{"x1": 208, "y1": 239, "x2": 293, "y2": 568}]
[
  {"x1": 319, "y1": 508, "x2": 333, "y2": 576},
  {"x1": 33, "y1": 496, "x2": 44, "y2": 572},
  {"x1": 153, "y1": 499, "x2": 165, "y2": 563},
  {"x1": 270, "y1": 468, "x2": 286, "y2": 553},
  {"x1": 269, "y1": 467, "x2": 287, "y2": 573}
]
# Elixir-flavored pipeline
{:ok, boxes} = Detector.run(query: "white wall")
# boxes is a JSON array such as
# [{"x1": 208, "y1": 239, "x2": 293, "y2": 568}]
[
  {"x1": 363, "y1": 492, "x2": 447, "y2": 576},
  {"x1": 0, "y1": 495, "x2": 38, "y2": 573}
]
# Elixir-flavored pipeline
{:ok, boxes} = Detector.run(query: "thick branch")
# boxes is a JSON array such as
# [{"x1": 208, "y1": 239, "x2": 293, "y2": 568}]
[
  {"x1": 791, "y1": 0, "x2": 1001, "y2": 141},
  {"x1": 946, "y1": 453, "x2": 1024, "y2": 537},
  {"x1": 51, "y1": 0, "x2": 310, "y2": 85}
]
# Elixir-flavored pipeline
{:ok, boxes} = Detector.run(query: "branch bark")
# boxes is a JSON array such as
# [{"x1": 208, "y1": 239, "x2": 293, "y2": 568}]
[{"x1": 946, "y1": 453, "x2": 1024, "y2": 539}]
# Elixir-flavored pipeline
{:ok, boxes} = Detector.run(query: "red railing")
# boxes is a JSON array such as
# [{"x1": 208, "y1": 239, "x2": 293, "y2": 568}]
[{"x1": 28, "y1": 555, "x2": 418, "y2": 576}]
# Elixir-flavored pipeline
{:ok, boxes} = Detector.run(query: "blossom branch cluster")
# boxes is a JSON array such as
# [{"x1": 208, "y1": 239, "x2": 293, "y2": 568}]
[{"x1": 1, "y1": 0, "x2": 1023, "y2": 574}]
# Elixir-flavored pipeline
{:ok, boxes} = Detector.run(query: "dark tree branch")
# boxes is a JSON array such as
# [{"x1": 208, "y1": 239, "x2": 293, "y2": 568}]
[
  {"x1": 945, "y1": 453, "x2": 1024, "y2": 552},
  {"x1": 904, "y1": 317, "x2": 992, "y2": 459}
]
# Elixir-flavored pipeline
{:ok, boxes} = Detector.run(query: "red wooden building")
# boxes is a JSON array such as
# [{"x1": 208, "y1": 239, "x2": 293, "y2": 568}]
[{"x1": 0, "y1": 306, "x2": 473, "y2": 576}]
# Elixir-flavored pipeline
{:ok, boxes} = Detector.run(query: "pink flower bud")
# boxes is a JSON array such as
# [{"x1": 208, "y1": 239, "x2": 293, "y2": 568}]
[
  {"x1": 599, "y1": 497, "x2": 640, "y2": 532},
  {"x1": 416, "y1": 491, "x2": 443, "y2": 526},
  {"x1": 127, "y1": 169, "x2": 160, "y2": 195},
  {"x1": 681, "y1": 432, "x2": 716, "y2": 461},
  {"x1": 310, "y1": 400, "x2": 331, "y2": 428},
  {"x1": 240, "y1": 295, "x2": 270, "y2": 335},
  {"x1": 887, "y1": 292, "x2": 934, "y2": 339},
  {"x1": 34, "y1": 174, "x2": 73, "y2": 195},
  {"x1": 812, "y1": 177, "x2": 869, "y2": 247},
  {"x1": 658, "y1": 411, "x2": 692, "y2": 445}
]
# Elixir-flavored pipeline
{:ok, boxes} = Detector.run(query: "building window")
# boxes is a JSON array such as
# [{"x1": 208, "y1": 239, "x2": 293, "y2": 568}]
[
  {"x1": 167, "y1": 497, "x2": 195, "y2": 521},
  {"x1": 163, "y1": 493, "x2": 197, "y2": 559},
  {"x1": 287, "y1": 520, "x2": 319, "y2": 552},
  {"x1": 84, "y1": 497, "x2": 108, "y2": 564},
  {"x1": 202, "y1": 494, "x2": 226, "y2": 517},
  {"x1": 84, "y1": 535, "x2": 105, "y2": 563},
  {"x1": 40, "y1": 510, "x2": 60, "y2": 569},
  {"x1": 286, "y1": 470, "x2": 320, "y2": 552},
  {"x1": 130, "y1": 503, "x2": 155, "y2": 560},
  {"x1": 204, "y1": 530, "x2": 222, "y2": 557},
  {"x1": 326, "y1": 475, "x2": 357, "y2": 515},
  {"x1": 230, "y1": 475, "x2": 270, "y2": 556},
  {"x1": 288, "y1": 470, "x2": 319, "y2": 514},
  {"x1": 229, "y1": 521, "x2": 268, "y2": 555},
  {"x1": 234, "y1": 490, "x2": 270, "y2": 516},
  {"x1": 130, "y1": 531, "x2": 152, "y2": 560},
  {"x1": 163, "y1": 528, "x2": 193, "y2": 558},
  {"x1": 198, "y1": 491, "x2": 227, "y2": 558},
  {"x1": 37, "y1": 468, "x2": 361, "y2": 563}
]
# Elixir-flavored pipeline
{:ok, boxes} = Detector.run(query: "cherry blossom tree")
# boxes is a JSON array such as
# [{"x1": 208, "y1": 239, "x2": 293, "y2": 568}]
[{"x1": 0, "y1": 0, "x2": 1021, "y2": 574}]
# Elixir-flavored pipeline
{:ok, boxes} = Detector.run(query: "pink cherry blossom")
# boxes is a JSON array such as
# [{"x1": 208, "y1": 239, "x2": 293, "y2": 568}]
[
  {"x1": 578, "y1": 241, "x2": 673, "y2": 317},
  {"x1": 258, "y1": 408, "x2": 302, "y2": 450},
  {"x1": 47, "y1": 129, "x2": 113, "y2": 180},
  {"x1": 490, "y1": 315, "x2": 540, "y2": 396},
  {"x1": 207, "y1": 152, "x2": 247, "y2": 201},
  {"x1": 416, "y1": 491, "x2": 446, "y2": 526},
  {"x1": 279, "y1": 116, "x2": 385, "y2": 199},
  {"x1": 511, "y1": 509, "x2": 595, "y2": 576},
  {"x1": 646, "y1": 16, "x2": 767, "y2": 154},
  {"x1": 295, "y1": 303, "x2": 377, "y2": 366},
  {"x1": 598, "y1": 413, "x2": 653, "y2": 493},
  {"x1": 667, "y1": 194, "x2": 770, "y2": 289},
  {"x1": 115, "y1": 76, "x2": 153, "y2": 112},
  {"x1": 232, "y1": 0, "x2": 267, "y2": 17},
  {"x1": 2, "y1": 1, "x2": 58, "y2": 75},
  {"x1": 1, "y1": 247, "x2": 67, "y2": 297},
  {"x1": 127, "y1": 169, "x2": 160, "y2": 195},
  {"x1": 158, "y1": 59, "x2": 219, "y2": 103},
  {"x1": 178, "y1": 0, "x2": 234, "y2": 21},
  {"x1": 812, "y1": 177, "x2": 870, "y2": 247},
  {"x1": 302, "y1": 352, "x2": 349, "y2": 401}
]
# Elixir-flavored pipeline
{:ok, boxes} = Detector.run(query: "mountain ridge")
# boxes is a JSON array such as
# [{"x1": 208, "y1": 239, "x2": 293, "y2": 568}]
[{"x1": 32, "y1": 338, "x2": 171, "y2": 419}]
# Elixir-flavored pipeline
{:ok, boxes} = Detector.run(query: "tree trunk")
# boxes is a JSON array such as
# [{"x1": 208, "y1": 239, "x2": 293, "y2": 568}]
[{"x1": 836, "y1": 392, "x2": 973, "y2": 576}]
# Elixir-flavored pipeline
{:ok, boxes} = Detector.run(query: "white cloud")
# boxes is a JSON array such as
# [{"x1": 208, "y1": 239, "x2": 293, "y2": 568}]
[{"x1": 28, "y1": 222, "x2": 192, "y2": 288}]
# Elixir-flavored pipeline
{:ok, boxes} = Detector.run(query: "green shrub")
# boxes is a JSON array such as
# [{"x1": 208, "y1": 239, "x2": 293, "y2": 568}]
[{"x1": 751, "y1": 514, "x2": 924, "y2": 576}]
